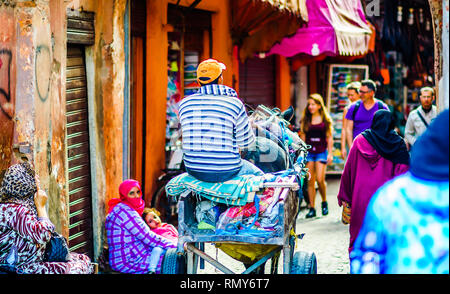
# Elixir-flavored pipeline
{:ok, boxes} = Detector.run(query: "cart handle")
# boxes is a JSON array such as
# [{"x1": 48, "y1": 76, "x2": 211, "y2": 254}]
[
  {"x1": 184, "y1": 243, "x2": 235, "y2": 274},
  {"x1": 262, "y1": 182, "x2": 299, "y2": 190}
]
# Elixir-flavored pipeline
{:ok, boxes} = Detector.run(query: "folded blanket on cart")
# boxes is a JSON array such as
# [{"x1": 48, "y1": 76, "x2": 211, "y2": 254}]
[{"x1": 165, "y1": 172, "x2": 266, "y2": 206}]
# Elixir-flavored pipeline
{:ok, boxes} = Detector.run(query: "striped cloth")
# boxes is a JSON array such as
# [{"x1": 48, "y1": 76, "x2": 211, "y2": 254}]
[
  {"x1": 165, "y1": 172, "x2": 265, "y2": 206},
  {"x1": 178, "y1": 84, "x2": 255, "y2": 173}
]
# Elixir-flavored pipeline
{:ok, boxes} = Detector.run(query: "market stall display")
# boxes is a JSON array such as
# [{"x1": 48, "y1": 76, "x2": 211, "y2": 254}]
[
  {"x1": 184, "y1": 51, "x2": 200, "y2": 96},
  {"x1": 326, "y1": 64, "x2": 369, "y2": 174}
]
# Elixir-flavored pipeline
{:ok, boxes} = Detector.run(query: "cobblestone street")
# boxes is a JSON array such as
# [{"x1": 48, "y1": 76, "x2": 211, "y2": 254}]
[
  {"x1": 197, "y1": 176, "x2": 350, "y2": 274},
  {"x1": 295, "y1": 176, "x2": 350, "y2": 274}
]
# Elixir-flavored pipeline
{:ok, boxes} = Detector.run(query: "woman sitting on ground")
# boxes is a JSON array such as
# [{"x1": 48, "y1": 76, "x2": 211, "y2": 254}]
[
  {"x1": 105, "y1": 180, "x2": 176, "y2": 274},
  {"x1": 0, "y1": 162, "x2": 93, "y2": 274}
]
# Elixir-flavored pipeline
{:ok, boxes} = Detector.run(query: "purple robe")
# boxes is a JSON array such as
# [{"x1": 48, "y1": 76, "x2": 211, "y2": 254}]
[{"x1": 337, "y1": 135, "x2": 409, "y2": 252}]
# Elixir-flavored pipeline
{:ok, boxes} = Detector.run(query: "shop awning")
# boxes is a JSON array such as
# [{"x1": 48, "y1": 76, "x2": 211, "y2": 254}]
[
  {"x1": 231, "y1": 0, "x2": 308, "y2": 62},
  {"x1": 267, "y1": 0, "x2": 373, "y2": 58}
]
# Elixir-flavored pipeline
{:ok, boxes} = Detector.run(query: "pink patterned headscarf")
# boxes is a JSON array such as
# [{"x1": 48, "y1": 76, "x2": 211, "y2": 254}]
[{"x1": 108, "y1": 179, "x2": 145, "y2": 215}]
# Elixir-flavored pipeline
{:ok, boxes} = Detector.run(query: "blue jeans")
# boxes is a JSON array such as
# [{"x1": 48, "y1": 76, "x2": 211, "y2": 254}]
[
  {"x1": 148, "y1": 247, "x2": 164, "y2": 273},
  {"x1": 306, "y1": 150, "x2": 328, "y2": 164},
  {"x1": 186, "y1": 159, "x2": 264, "y2": 183}
]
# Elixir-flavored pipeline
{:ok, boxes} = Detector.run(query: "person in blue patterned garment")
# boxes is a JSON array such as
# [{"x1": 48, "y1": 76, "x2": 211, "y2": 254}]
[{"x1": 350, "y1": 110, "x2": 449, "y2": 274}]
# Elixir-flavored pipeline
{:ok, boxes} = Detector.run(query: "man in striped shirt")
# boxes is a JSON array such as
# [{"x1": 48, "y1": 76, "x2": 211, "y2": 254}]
[{"x1": 178, "y1": 59, "x2": 263, "y2": 183}]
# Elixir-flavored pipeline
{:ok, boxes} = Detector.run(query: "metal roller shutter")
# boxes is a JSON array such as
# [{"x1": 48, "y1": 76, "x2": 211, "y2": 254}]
[
  {"x1": 239, "y1": 56, "x2": 276, "y2": 109},
  {"x1": 67, "y1": 10, "x2": 95, "y2": 45},
  {"x1": 66, "y1": 45, "x2": 93, "y2": 258}
]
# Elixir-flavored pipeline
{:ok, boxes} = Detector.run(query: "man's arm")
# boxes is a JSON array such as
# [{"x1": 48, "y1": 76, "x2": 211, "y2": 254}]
[
  {"x1": 404, "y1": 113, "x2": 416, "y2": 146},
  {"x1": 341, "y1": 108, "x2": 349, "y2": 159},
  {"x1": 346, "y1": 119, "x2": 354, "y2": 148},
  {"x1": 326, "y1": 131, "x2": 334, "y2": 164}
]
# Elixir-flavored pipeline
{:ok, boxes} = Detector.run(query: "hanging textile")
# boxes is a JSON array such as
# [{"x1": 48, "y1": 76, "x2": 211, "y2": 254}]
[
  {"x1": 268, "y1": 0, "x2": 372, "y2": 58},
  {"x1": 231, "y1": 0, "x2": 308, "y2": 62},
  {"x1": 325, "y1": 0, "x2": 372, "y2": 56}
]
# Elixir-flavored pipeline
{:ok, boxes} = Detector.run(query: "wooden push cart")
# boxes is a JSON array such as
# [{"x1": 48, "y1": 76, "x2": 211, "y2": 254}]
[{"x1": 172, "y1": 175, "x2": 317, "y2": 274}]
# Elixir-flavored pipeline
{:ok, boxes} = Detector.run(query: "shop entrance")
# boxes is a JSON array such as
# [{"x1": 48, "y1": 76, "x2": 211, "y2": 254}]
[
  {"x1": 130, "y1": 0, "x2": 147, "y2": 187},
  {"x1": 129, "y1": 2, "x2": 212, "y2": 204},
  {"x1": 165, "y1": 4, "x2": 212, "y2": 166},
  {"x1": 65, "y1": 10, "x2": 95, "y2": 259},
  {"x1": 65, "y1": 45, "x2": 94, "y2": 258},
  {"x1": 361, "y1": 0, "x2": 436, "y2": 119},
  {"x1": 239, "y1": 56, "x2": 276, "y2": 109}
]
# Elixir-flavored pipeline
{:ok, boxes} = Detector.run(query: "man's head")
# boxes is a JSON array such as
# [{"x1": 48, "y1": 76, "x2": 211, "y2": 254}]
[
  {"x1": 419, "y1": 86, "x2": 435, "y2": 110},
  {"x1": 197, "y1": 59, "x2": 226, "y2": 86},
  {"x1": 346, "y1": 81, "x2": 361, "y2": 103},
  {"x1": 359, "y1": 79, "x2": 377, "y2": 102}
]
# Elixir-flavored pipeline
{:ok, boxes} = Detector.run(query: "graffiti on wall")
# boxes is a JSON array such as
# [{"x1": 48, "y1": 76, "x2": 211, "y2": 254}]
[
  {"x1": 35, "y1": 45, "x2": 51, "y2": 102},
  {"x1": 0, "y1": 48, "x2": 13, "y2": 119}
]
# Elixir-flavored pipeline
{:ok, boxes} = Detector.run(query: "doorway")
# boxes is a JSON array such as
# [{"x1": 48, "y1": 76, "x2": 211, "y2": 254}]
[{"x1": 65, "y1": 45, "x2": 94, "y2": 258}]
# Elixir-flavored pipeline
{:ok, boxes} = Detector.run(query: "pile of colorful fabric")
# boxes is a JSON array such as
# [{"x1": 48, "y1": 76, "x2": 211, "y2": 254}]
[
  {"x1": 215, "y1": 177, "x2": 287, "y2": 238},
  {"x1": 249, "y1": 105, "x2": 308, "y2": 168},
  {"x1": 165, "y1": 172, "x2": 267, "y2": 206},
  {"x1": 166, "y1": 172, "x2": 294, "y2": 238}
]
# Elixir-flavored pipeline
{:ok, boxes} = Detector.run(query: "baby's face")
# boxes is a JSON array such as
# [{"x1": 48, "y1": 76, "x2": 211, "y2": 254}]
[{"x1": 145, "y1": 212, "x2": 161, "y2": 229}]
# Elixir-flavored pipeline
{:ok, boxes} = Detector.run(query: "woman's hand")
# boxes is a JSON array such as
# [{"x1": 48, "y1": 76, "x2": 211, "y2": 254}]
[
  {"x1": 341, "y1": 201, "x2": 351, "y2": 225},
  {"x1": 327, "y1": 152, "x2": 333, "y2": 165},
  {"x1": 34, "y1": 176, "x2": 49, "y2": 218},
  {"x1": 34, "y1": 189, "x2": 48, "y2": 209},
  {"x1": 341, "y1": 148, "x2": 347, "y2": 159}
]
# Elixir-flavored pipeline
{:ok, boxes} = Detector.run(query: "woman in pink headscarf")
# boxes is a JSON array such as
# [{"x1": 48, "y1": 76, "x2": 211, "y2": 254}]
[
  {"x1": 105, "y1": 180, "x2": 176, "y2": 274},
  {"x1": 107, "y1": 180, "x2": 146, "y2": 215}
]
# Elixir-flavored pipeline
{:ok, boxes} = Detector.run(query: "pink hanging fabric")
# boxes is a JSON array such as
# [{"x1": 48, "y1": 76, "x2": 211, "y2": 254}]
[{"x1": 268, "y1": 0, "x2": 337, "y2": 57}]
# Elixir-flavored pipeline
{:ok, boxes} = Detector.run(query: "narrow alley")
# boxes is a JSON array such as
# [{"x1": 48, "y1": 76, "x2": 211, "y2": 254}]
[{"x1": 0, "y1": 0, "x2": 448, "y2": 277}]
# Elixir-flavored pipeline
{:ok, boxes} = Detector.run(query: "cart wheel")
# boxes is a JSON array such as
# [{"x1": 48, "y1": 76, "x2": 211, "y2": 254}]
[
  {"x1": 161, "y1": 248, "x2": 186, "y2": 274},
  {"x1": 290, "y1": 251, "x2": 317, "y2": 274},
  {"x1": 270, "y1": 251, "x2": 281, "y2": 274}
]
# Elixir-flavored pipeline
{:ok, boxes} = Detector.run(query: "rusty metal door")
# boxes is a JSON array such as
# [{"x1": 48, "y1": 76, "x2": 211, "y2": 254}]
[{"x1": 65, "y1": 45, "x2": 93, "y2": 258}]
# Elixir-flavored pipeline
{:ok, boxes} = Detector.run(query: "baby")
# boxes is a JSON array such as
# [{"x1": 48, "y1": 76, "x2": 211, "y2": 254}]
[{"x1": 142, "y1": 208, "x2": 179, "y2": 274}]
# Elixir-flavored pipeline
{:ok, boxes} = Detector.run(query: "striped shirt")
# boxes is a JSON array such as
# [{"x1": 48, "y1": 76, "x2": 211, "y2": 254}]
[{"x1": 178, "y1": 84, "x2": 255, "y2": 173}]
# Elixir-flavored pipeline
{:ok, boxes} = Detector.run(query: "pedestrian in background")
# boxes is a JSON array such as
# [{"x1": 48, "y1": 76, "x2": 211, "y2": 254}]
[
  {"x1": 344, "y1": 79, "x2": 389, "y2": 143},
  {"x1": 404, "y1": 86, "x2": 437, "y2": 149},
  {"x1": 341, "y1": 81, "x2": 361, "y2": 159},
  {"x1": 300, "y1": 94, "x2": 334, "y2": 218},
  {"x1": 338, "y1": 109, "x2": 410, "y2": 253},
  {"x1": 350, "y1": 110, "x2": 449, "y2": 274}
]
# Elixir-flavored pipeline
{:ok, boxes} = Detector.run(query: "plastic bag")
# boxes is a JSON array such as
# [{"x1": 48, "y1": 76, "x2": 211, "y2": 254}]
[{"x1": 195, "y1": 201, "x2": 220, "y2": 227}]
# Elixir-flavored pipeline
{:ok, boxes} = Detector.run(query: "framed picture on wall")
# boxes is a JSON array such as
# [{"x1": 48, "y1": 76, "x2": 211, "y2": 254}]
[{"x1": 326, "y1": 64, "x2": 369, "y2": 174}]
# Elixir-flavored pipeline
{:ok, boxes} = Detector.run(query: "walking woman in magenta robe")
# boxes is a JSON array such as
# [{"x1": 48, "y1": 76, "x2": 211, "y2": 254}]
[{"x1": 337, "y1": 109, "x2": 410, "y2": 254}]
